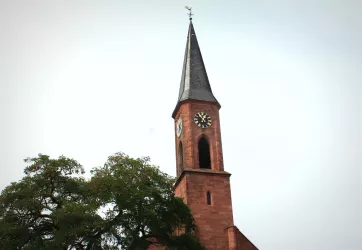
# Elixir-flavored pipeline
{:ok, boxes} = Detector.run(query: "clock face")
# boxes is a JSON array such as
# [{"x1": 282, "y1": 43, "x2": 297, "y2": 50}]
[
  {"x1": 194, "y1": 112, "x2": 212, "y2": 128},
  {"x1": 176, "y1": 118, "x2": 183, "y2": 137}
]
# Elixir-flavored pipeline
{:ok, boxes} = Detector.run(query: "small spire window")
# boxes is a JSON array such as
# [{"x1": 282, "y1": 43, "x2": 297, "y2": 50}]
[{"x1": 206, "y1": 191, "x2": 211, "y2": 205}]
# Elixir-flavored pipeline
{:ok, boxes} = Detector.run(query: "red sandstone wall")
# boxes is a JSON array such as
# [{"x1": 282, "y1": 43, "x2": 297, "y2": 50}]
[
  {"x1": 174, "y1": 175, "x2": 187, "y2": 202},
  {"x1": 174, "y1": 101, "x2": 224, "y2": 173},
  {"x1": 173, "y1": 100, "x2": 235, "y2": 250},
  {"x1": 148, "y1": 244, "x2": 165, "y2": 250},
  {"x1": 228, "y1": 226, "x2": 258, "y2": 250},
  {"x1": 185, "y1": 172, "x2": 234, "y2": 250}
]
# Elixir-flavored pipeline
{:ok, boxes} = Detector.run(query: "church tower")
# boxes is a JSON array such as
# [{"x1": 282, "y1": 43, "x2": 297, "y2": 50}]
[{"x1": 172, "y1": 20, "x2": 259, "y2": 250}]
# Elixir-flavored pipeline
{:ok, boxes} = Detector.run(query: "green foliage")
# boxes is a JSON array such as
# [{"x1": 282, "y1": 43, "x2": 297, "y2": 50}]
[{"x1": 0, "y1": 152, "x2": 204, "y2": 250}]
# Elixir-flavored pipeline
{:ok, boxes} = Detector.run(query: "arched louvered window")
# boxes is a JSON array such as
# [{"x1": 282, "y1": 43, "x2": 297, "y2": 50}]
[{"x1": 198, "y1": 136, "x2": 211, "y2": 169}]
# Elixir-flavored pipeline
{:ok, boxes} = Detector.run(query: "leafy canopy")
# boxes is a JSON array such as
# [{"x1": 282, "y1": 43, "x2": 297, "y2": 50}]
[{"x1": 0, "y1": 152, "x2": 204, "y2": 250}]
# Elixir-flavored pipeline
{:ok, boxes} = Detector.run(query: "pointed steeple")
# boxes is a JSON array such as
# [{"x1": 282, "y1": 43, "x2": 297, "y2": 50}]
[{"x1": 172, "y1": 21, "x2": 220, "y2": 118}]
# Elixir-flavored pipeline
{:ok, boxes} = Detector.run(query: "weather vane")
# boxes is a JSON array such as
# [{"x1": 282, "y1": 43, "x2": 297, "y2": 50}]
[{"x1": 185, "y1": 6, "x2": 193, "y2": 20}]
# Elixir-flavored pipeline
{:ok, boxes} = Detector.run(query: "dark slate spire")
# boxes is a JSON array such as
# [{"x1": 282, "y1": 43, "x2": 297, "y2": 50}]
[{"x1": 172, "y1": 21, "x2": 220, "y2": 118}]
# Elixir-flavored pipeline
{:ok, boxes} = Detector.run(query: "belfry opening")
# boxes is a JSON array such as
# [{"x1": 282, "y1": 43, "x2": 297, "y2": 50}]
[{"x1": 198, "y1": 136, "x2": 211, "y2": 169}]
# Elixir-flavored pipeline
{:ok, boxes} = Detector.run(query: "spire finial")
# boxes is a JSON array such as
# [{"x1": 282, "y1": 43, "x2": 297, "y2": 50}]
[{"x1": 185, "y1": 6, "x2": 193, "y2": 20}]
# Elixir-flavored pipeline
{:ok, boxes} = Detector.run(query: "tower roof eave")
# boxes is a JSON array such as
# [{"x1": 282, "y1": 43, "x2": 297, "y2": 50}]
[{"x1": 171, "y1": 99, "x2": 221, "y2": 118}]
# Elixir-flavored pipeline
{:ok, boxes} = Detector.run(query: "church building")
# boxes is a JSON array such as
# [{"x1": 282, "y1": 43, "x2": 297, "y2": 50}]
[{"x1": 169, "y1": 18, "x2": 259, "y2": 250}]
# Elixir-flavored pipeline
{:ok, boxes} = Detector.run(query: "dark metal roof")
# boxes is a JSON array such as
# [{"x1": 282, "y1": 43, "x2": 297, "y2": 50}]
[{"x1": 172, "y1": 21, "x2": 220, "y2": 118}]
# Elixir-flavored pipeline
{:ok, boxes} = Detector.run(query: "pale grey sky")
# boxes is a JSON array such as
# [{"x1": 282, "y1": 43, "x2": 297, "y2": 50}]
[{"x1": 0, "y1": 0, "x2": 361, "y2": 249}]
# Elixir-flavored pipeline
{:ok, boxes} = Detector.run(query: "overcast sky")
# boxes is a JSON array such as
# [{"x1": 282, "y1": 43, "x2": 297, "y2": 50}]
[{"x1": 0, "y1": 0, "x2": 361, "y2": 249}]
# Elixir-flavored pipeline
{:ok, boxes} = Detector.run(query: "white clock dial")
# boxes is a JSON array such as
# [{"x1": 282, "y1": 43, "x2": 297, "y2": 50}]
[{"x1": 176, "y1": 118, "x2": 183, "y2": 137}]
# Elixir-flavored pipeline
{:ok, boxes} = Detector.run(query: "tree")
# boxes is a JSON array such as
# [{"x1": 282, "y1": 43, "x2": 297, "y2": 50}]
[{"x1": 0, "y1": 152, "x2": 204, "y2": 250}]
